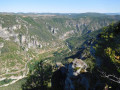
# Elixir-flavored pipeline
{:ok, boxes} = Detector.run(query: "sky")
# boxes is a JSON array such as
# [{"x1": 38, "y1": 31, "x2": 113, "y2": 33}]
[{"x1": 0, "y1": 0, "x2": 120, "y2": 13}]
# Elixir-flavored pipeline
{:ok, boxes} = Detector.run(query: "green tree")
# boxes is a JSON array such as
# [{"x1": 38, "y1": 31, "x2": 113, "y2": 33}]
[{"x1": 22, "y1": 61, "x2": 52, "y2": 90}]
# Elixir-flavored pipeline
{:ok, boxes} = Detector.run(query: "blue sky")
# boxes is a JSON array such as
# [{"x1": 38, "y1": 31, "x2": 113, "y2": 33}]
[{"x1": 0, "y1": 0, "x2": 120, "y2": 13}]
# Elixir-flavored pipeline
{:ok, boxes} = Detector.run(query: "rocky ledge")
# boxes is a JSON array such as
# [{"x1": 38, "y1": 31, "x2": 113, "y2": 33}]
[{"x1": 52, "y1": 58, "x2": 89, "y2": 90}]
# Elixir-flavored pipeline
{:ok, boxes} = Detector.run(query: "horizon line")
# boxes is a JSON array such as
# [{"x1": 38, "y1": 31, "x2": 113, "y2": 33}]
[{"x1": 0, "y1": 12, "x2": 120, "y2": 14}]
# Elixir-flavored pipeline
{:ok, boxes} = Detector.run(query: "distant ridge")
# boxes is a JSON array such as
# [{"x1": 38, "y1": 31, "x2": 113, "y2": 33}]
[
  {"x1": 104, "y1": 13, "x2": 120, "y2": 15},
  {"x1": 0, "y1": 12, "x2": 120, "y2": 15}
]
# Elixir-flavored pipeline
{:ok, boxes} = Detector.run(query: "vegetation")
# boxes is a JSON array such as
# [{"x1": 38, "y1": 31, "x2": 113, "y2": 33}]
[
  {"x1": 0, "y1": 78, "x2": 26, "y2": 90},
  {"x1": 93, "y1": 21, "x2": 120, "y2": 85},
  {"x1": 0, "y1": 79, "x2": 14, "y2": 86},
  {"x1": 66, "y1": 30, "x2": 101, "y2": 50},
  {"x1": 22, "y1": 61, "x2": 52, "y2": 90}
]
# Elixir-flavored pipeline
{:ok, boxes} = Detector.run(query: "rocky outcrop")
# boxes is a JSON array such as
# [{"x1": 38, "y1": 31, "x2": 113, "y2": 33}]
[
  {"x1": 48, "y1": 25, "x2": 59, "y2": 34},
  {"x1": 65, "y1": 17, "x2": 112, "y2": 34},
  {"x1": 52, "y1": 58, "x2": 89, "y2": 90},
  {"x1": 0, "y1": 42, "x2": 4, "y2": 48},
  {"x1": 59, "y1": 30, "x2": 74, "y2": 40}
]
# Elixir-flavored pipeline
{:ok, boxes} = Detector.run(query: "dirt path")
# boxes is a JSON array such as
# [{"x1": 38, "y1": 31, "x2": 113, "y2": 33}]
[
  {"x1": 0, "y1": 46, "x2": 62, "y2": 87},
  {"x1": 0, "y1": 59, "x2": 30, "y2": 87}
]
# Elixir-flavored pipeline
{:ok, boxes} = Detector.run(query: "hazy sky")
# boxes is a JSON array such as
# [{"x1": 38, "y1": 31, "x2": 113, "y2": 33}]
[{"x1": 0, "y1": 0, "x2": 120, "y2": 13}]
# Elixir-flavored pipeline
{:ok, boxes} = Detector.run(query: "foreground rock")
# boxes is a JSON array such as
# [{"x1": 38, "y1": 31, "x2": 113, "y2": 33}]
[{"x1": 52, "y1": 58, "x2": 89, "y2": 90}]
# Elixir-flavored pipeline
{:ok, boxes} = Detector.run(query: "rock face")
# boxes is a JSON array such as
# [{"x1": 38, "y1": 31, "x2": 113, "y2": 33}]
[
  {"x1": 52, "y1": 59, "x2": 89, "y2": 90},
  {"x1": 47, "y1": 25, "x2": 59, "y2": 34},
  {"x1": 52, "y1": 67, "x2": 67, "y2": 90},
  {"x1": 65, "y1": 18, "x2": 111, "y2": 34},
  {"x1": 0, "y1": 42, "x2": 4, "y2": 48},
  {"x1": 72, "y1": 59, "x2": 87, "y2": 76}
]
